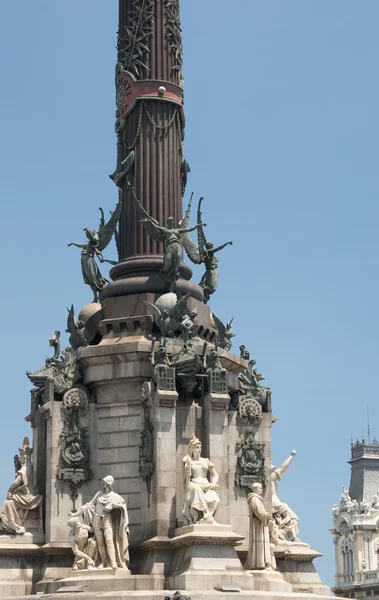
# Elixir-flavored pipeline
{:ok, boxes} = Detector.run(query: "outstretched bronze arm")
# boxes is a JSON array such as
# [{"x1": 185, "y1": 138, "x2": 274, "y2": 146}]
[
  {"x1": 179, "y1": 222, "x2": 206, "y2": 235},
  {"x1": 213, "y1": 241, "x2": 233, "y2": 253},
  {"x1": 68, "y1": 242, "x2": 86, "y2": 248}
]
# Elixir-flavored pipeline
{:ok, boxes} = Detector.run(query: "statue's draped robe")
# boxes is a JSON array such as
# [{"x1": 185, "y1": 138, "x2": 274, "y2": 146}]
[
  {"x1": 81, "y1": 246, "x2": 107, "y2": 292},
  {"x1": 200, "y1": 253, "x2": 218, "y2": 299},
  {"x1": 271, "y1": 467, "x2": 299, "y2": 540},
  {"x1": 245, "y1": 493, "x2": 272, "y2": 570},
  {"x1": 162, "y1": 230, "x2": 183, "y2": 282},
  {"x1": 81, "y1": 491, "x2": 129, "y2": 568},
  {"x1": 0, "y1": 465, "x2": 42, "y2": 534},
  {"x1": 182, "y1": 457, "x2": 219, "y2": 523}
]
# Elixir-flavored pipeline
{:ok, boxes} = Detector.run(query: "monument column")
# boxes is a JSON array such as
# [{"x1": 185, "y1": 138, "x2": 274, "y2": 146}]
[{"x1": 110, "y1": 0, "x2": 186, "y2": 276}]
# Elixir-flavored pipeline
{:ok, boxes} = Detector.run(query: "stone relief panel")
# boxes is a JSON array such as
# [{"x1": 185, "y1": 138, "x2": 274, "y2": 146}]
[{"x1": 57, "y1": 387, "x2": 91, "y2": 508}]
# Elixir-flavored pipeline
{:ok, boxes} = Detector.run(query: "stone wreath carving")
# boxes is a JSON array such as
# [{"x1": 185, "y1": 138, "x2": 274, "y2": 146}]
[
  {"x1": 57, "y1": 387, "x2": 91, "y2": 508},
  {"x1": 238, "y1": 396, "x2": 262, "y2": 425},
  {"x1": 235, "y1": 431, "x2": 266, "y2": 493},
  {"x1": 140, "y1": 381, "x2": 155, "y2": 506}
]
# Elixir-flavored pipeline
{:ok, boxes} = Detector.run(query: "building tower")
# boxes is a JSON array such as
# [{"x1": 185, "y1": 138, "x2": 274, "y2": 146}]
[{"x1": 332, "y1": 438, "x2": 379, "y2": 599}]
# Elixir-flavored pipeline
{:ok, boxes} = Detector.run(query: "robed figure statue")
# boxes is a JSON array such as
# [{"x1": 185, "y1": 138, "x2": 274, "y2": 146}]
[
  {"x1": 70, "y1": 475, "x2": 129, "y2": 570},
  {"x1": 0, "y1": 437, "x2": 42, "y2": 535},
  {"x1": 182, "y1": 435, "x2": 220, "y2": 525},
  {"x1": 245, "y1": 482, "x2": 276, "y2": 571}
]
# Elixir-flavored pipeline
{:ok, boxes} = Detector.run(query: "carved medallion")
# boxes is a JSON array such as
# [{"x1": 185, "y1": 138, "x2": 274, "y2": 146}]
[
  {"x1": 58, "y1": 387, "x2": 91, "y2": 508},
  {"x1": 235, "y1": 431, "x2": 266, "y2": 492},
  {"x1": 238, "y1": 396, "x2": 262, "y2": 425},
  {"x1": 115, "y1": 65, "x2": 133, "y2": 119}
]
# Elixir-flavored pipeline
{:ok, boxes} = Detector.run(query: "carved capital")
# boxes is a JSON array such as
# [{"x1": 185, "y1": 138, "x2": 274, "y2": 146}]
[
  {"x1": 155, "y1": 389, "x2": 178, "y2": 408},
  {"x1": 203, "y1": 393, "x2": 230, "y2": 411}
]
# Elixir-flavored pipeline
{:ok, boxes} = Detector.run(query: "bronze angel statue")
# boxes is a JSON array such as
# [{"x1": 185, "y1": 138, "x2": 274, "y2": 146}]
[
  {"x1": 68, "y1": 194, "x2": 122, "y2": 302},
  {"x1": 131, "y1": 186, "x2": 205, "y2": 285},
  {"x1": 183, "y1": 197, "x2": 232, "y2": 303}
]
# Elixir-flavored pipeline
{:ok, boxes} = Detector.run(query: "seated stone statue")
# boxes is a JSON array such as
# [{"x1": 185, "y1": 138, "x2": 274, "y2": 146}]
[
  {"x1": 70, "y1": 475, "x2": 129, "y2": 570},
  {"x1": 270, "y1": 450, "x2": 299, "y2": 542},
  {"x1": 182, "y1": 434, "x2": 220, "y2": 524},
  {"x1": 68, "y1": 517, "x2": 97, "y2": 571},
  {"x1": 0, "y1": 437, "x2": 43, "y2": 535}
]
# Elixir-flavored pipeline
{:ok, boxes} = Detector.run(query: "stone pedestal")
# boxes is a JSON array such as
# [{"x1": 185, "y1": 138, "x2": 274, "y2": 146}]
[
  {"x1": 40, "y1": 568, "x2": 165, "y2": 594},
  {"x1": 275, "y1": 541, "x2": 331, "y2": 595},
  {"x1": 166, "y1": 524, "x2": 255, "y2": 590},
  {"x1": 247, "y1": 569, "x2": 292, "y2": 592}
]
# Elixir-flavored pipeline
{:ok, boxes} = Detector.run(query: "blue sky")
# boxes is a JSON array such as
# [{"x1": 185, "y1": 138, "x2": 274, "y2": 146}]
[{"x1": 1, "y1": 0, "x2": 379, "y2": 587}]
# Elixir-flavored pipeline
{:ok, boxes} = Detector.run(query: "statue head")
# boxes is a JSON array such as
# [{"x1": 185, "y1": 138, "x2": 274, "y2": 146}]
[
  {"x1": 251, "y1": 482, "x2": 263, "y2": 496},
  {"x1": 205, "y1": 241, "x2": 214, "y2": 250},
  {"x1": 102, "y1": 475, "x2": 114, "y2": 492},
  {"x1": 19, "y1": 437, "x2": 32, "y2": 465},
  {"x1": 207, "y1": 348, "x2": 219, "y2": 368},
  {"x1": 67, "y1": 516, "x2": 82, "y2": 530},
  {"x1": 83, "y1": 228, "x2": 100, "y2": 246},
  {"x1": 166, "y1": 217, "x2": 175, "y2": 229},
  {"x1": 188, "y1": 434, "x2": 202, "y2": 458},
  {"x1": 49, "y1": 331, "x2": 60, "y2": 346},
  {"x1": 156, "y1": 343, "x2": 167, "y2": 361}
]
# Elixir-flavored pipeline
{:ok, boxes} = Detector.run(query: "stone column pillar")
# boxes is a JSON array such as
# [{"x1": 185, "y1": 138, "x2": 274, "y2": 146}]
[
  {"x1": 39, "y1": 400, "x2": 73, "y2": 544},
  {"x1": 115, "y1": 0, "x2": 185, "y2": 265},
  {"x1": 139, "y1": 383, "x2": 178, "y2": 575},
  {"x1": 203, "y1": 393, "x2": 230, "y2": 525}
]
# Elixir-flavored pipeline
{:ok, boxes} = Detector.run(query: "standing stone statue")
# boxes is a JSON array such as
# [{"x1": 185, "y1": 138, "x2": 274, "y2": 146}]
[
  {"x1": 0, "y1": 438, "x2": 42, "y2": 535},
  {"x1": 68, "y1": 195, "x2": 123, "y2": 302},
  {"x1": 270, "y1": 450, "x2": 299, "y2": 542},
  {"x1": 131, "y1": 185, "x2": 205, "y2": 284},
  {"x1": 183, "y1": 197, "x2": 232, "y2": 303},
  {"x1": 245, "y1": 483, "x2": 276, "y2": 571},
  {"x1": 69, "y1": 475, "x2": 129, "y2": 570},
  {"x1": 182, "y1": 434, "x2": 220, "y2": 525},
  {"x1": 68, "y1": 517, "x2": 97, "y2": 571}
]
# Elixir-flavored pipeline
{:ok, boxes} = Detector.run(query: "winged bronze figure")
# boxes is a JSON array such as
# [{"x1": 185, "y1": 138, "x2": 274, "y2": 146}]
[
  {"x1": 131, "y1": 186, "x2": 205, "y2": 285},
  {"x1": 183, "y1": 197, "x2": 232, "y2": 303},
  {"x1": 145, "y1": 293, "x2": 191, "y2": 338},
  {"x1": 68, "y1": 194, "x2": 123, "y2": 302},
  {"x1": 212, "y1": 314, "x2": 235, "y2": 351},
  {"x1": 66, "y1": 305, "x2": 88, "y2": 350}
]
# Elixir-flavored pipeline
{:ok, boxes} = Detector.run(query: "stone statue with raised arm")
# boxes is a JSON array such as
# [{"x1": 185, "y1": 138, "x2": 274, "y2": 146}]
[
  {"x1": 68, "y1": 195, "x2": 123, "y2": 302},
  {"x1": 182, "y1": 435, "x2": 220, "y2": 525},
  {"x1": 183, "y1": 196, "x2": 232, "y2": 303},
  {"x1": 270, "y1": 450, "x2": 300, "y2": 542},
  {"x1": 131, "y1": 186, "x2": 206, "y2": 284},
  {"x1": 69, "y1": 475, "x2": 129, "y2": 571}
]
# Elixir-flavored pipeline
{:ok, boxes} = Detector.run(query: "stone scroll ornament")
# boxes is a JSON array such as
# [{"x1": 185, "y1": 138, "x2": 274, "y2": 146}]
[
  {"x1": 57, "y1": 387, "x2": 91, "y2": 509},
  {"x1": 27, "y1": 330, "x2": 76, "y2": 409},
  {"x1": 139, "y1": 381, "x2": 155, "y2": 506},
  {"x1": 238, "y1": 357, "x2": 271, "y2": 422},
  {"x1": 235, "y1": 431, "x2": 266, "y2": 493}
]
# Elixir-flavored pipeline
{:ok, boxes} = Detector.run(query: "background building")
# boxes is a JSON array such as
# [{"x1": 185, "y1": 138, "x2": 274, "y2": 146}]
[{"x1": 333, "y1": 438, "x2": 379, "y2": 598}]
